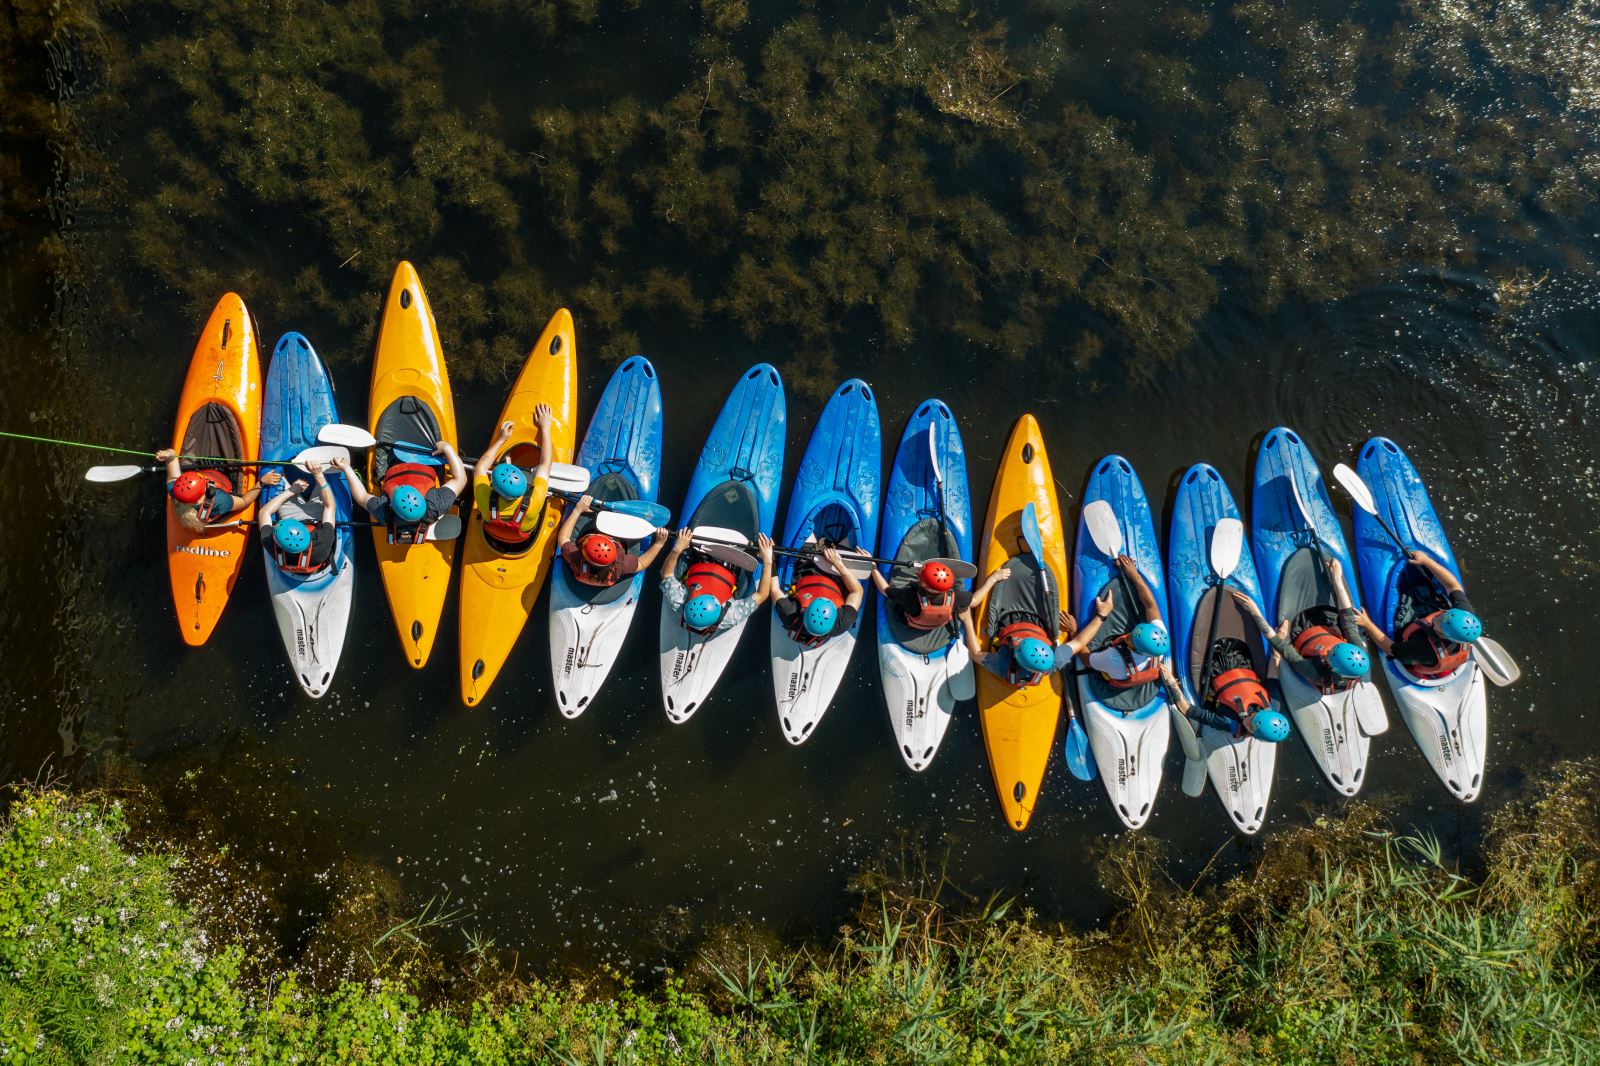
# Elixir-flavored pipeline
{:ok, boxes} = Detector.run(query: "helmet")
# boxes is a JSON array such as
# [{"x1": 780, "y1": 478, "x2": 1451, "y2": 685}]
[
  {"x1": 919, "y1": 562, "x2": 955, "y2": 593},
  {"x1": 491, "y1": 462, "x2": 527, "y2": 500},
  {"x1": 273, "y1": 519, "x2": 311, "y2": 555},
  {"x1": 1439, "y1": 609, "x2": 1482, "y2": 644},
  {"x1": 684, "y1": 594, "x2": 724, "y2": 631},
  {"x1": 803, "y1": 599, "x2": 837, "y2": 638},
  {"x1": 1131, "y1": 622, "x2": 1170, "y2": 658},
  {"x1": 1327, "y1": 642, "x2": 1370, "y2": 679},
  {"x1": 1015, "y1": 637, "x2": 1055, "y2": 674},
  {"x1": 580, "y1": 533, "x2": 618, "y2": 567},
  {"x1": 1249, "y1": 709, "x2": 1292, "y2": 743},
  {"x1": 170, "y1": 472, "x2": 208, "y2": 504},
  {"x1": 390, "y1": 485, "x2": 427, "y2": 523}
]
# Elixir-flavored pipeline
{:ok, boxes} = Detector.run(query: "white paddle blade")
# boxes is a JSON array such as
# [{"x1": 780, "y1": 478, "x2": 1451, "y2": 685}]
[
  {"x1": 548, "y1": 463, "x2": 591, "y2": 494},
  {"x1": 288, "y1": 445, "x2": 351, "y2": 468},
  {"x1": 927, "y1": 425, "x2": 944, "y2": 487},
  {"x1": 817, "y1": 551, "x2": 877, "y2": 580},
  {"x1": 1082, "y1": 500, "x2": 1124, "y2": 558},
  {"x1": 1285, "y1": 465, "x2": 1337, "y2": 554},
  {"x1": 1332, "y1": 462, "x2": 1379, "y2": 516},
  {"x1": 316, "y1": 423, "x2": 377, "y2": 448},
  {"x1": 947, "y1": 642, "x2": 976, "y2": 701},
  {"x1": 692, "y1": 526, "x2": 750, "y2": 547},
  {"x1": 1475, "y1": 637, "x2": 1521, "y2": 687},
  {"x1": 594, "y1": 510, "x2": 659, "y2": 541},
  {"x1": 85, "y1": 465, "x2": 149, "y2": 483},
  {"x1": 929, "y1": 557, "x2": 979, "y2": 581},
  {"x1": 1210, "y1": 518, "x2": 1244, "y2": 581},
  {"x1": 698, "y1": 541, "x2": 759, "y2": 571},
  {"x1": 1169, "y1": 703, "x2": 1204, "y2": 762},
  {"x1": 1181, "y1": 757, "x2": 1208, "y2": 798}
]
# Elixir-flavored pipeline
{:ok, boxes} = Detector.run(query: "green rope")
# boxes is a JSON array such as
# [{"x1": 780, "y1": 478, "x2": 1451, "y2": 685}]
[{"x1": 0, "y1": 429, "x2": 306, "y2": 467}]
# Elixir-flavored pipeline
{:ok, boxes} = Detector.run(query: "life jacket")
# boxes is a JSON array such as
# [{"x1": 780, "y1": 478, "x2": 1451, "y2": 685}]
[
  {"x1": 1398, "y1": 610, "x2": 1471, "y2": 679},
  {"x1": 1098, "y1": 632, "x2": 1162, "y2": 689},
  {"x1": 380, "y1": 462, "x2": 439, "y2": 544},
  {"x1": 997, "y1": 618, "x2": 1052, "y2": 688},
  {"x1": 192, "y1": 469, "x2": 236, "y2": 521},
  {"x1": 271, "y1": 523, "x2": 326, "y2": 576},
  {"x1": 681, "y1": 557, "x2": 738, "y2": 633},
  {"x1": 788, "y1": 570, "x2": 846, "y2": 647},
  {"x1": 482, "y1": 485, "x2": 538, "y2": 547},
  {"x1": 571, "y1": 554, "x2": 619, "y2": 588},
  {"x1": 1292, "y1": 623, "x2": 1356, "y2": 694},
  {"x1": 1211, "y1": 667, "x2": 1271, "y2": 719},
  {"x1": 902, "y1": 588, "x2": 955, "y2": 631}
]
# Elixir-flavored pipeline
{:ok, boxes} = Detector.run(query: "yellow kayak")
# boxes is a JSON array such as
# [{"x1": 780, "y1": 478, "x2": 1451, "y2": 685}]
[
  {"x1": 975, "y1": 414, "x2": 1070, "y2": 831},
  {"x1": 368, "y1": 261, "x2": 459, "y2": 668},
  {"x1": 458, "y1": 309, "x2": 577, "y2": 706}
]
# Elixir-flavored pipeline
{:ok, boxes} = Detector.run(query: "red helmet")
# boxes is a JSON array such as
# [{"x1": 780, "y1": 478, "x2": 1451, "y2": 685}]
[
  {"x1": 580, "y1": 532, "x2": 618, "y2": 567},
  {"x1": 919, "y1": 562, "x2": 955, "y2": 593},
  {"x1": 170, "y1": 471, "x2": 208, "y2": 504}
]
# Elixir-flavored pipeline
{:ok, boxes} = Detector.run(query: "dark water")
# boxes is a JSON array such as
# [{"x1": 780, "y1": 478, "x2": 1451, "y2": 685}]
[{"x1": 2, "y1": 0, "x2": 1598, "y2": 970}]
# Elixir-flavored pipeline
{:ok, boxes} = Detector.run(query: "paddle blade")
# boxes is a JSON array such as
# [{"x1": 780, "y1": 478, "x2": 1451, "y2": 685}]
[
  {"x1": 1210, "y1": 517, "x2": 1244, "y2": 581},
  {"x1": 594, "y1": 509, "x2": 659, "y2": 541},
  {"x1": 1475, "y1": 636, "x2": 1521, "y2": 687},
  {"x1": 548, "y1": 462, "x2": 591, "y2": 493},
  {"x1": 1082, "y1": 500, "x2": 1124, "y2": 558},
  {"x1": 1019, "y1": 502, "x2": 1045, "y2": 562},
  {"x1": 1064, "y1": 715, "x2": 1095, "y2": 782},
  {"x1": 1181, "y1": 757, "x2": 1208, "y2": 798},
  {"x1": 692, "y1": 526, "x2": 750, "y2": 547},
  {"x1": 698, "y1": 540, "x2": 759, "y2": 571},
  {"x1": 1332, "y1": 462, "x2": 1379, "y2": 516},
  {"x1": 1169, "y1": 703, "x2": 1204, "y2": 763},
  {"x1": 391, "y1": 441, "x2": 447, "y2": 467},
  {"x1": 605, "y1": 499, "x2": 671, "y2": 526},
  {"x1": 427, "y1": 514, "x2": 463, "y2": 540},
  {"x1": 817, "y1": 550, "x2": 877, "y2": 580},
  {"x1": 946, "y1": 643, "x2": 976, "y2": 702},
  {"x1": 1349, "y1": 683, "x2": 1390, "y2": 736},
  {"x1": 85, "y1": 465, "x2": 150, "y2": 483},
  {"x1": 316, "y1": 423, "x2": 377, "y2": 448},
  {"x1": 288, "y1": 445, "x2": 351, "y2": 468},
  {"x1": 1285, "y1": 464, "x2": 1337, "y2": 554},
  {"x1": 927, "y1": 557, "x2": 978, "y2": 581}
]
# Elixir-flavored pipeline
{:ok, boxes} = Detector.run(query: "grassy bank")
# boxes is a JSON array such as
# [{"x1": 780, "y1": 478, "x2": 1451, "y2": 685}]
[{"x1": 2, "y1": 767, "x2": 1597, "y2": 1063}]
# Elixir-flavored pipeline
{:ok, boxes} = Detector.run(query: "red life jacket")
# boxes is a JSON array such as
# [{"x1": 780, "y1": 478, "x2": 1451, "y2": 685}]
[
  {"x1": 483, "y1": 485, "x2": 538, "y2": 546},
  {"x1": 1292, "y1": 624, "x2": 1355, "y2": 694},
  {"x1": 272, "y1": 523, "x2": 326, "y2": 575},
  {"x1": 381, "y1": 462, "x2": 440, "y2": 544},
  {"x1": 788, "y1": 571, "x2": 845, "y2": 647},
  {"x1": 1399, "y1": 610, "x2": 1471, "y2": 679},
  {"x1": 902, "y1": 588, "x2": 955, "y2": 631},
  {"x1": 1097, "y1": 632, "x2": 1162, "y2": 690},
  {"x1": 682, "y1": 558, "x2": 738, "y2": 633},
  {"x1": 193, "y1": 469, "x2": 236, "y2": 521},
  {"x1": 1211, "y1": 667, "x2": 1271, "y2": 718},
  {"x1": 997, "y1": 618, "x2": 1051, "y2": 688},
  {"x1": 571, "y1": 556, "x2": 619, "y2": 588}
]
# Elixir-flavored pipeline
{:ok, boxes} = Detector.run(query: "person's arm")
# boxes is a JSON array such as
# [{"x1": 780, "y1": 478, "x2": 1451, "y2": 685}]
[
  {"x1": 1353, "y1": 607, "x2": 1394, "y2": 656},
  {"x1": 1327, "y1": 557, "x2": 1355, "y2": 610},
  {"x1": 1157, "y1": 659, "x2": 1192, "y2": 714},
  {"x1": 659, "y1": 527, "x2": 693, "y2": 575},
  {"x1": 531, "y1": 404, "x2": 554, "y2": 481},
  {"x1": 826, "y1": 547, "x2": 866, "y2": 611},
  {"x1": 437, "y1": 441, "x2": 469, "y2": 498},
  {"x1": 1117, "y1": 554, "x2": 1163, "y2": 623},
  {"x1": 476, "y1": 420, "x2": 514, "y2": 483},
  {"x1": 1408, "y1": 550, "x2": 1463, "y2": 595},
  {"x1": 959, "y1": 606, "x2": 986, "y2": 665},
  {"x1": 557, "y1": 493, "x2": 591, "y2": 547},
  {"x1": 869, "y1": 566, "x2": 891, "y2": 595},
  {"x1": 227, "y1": 470, "x2": 280, "y2": 514},
  {"x1": 636, "y1": 527, "x2": 669, "y2": 570},
  {"x1": 750, "y1": 534, "x2": 776, "y2": 607},
  {"x1": 1061, "y1": 590, "x2": 1114, "y2": 656},
  {"x1": 1233, "y1": 590, "x2": 1275, "y2": 639},
  {"x1": 332, "y1": 455, "x2": 375, "y2": 509},
  {"x1": 309, "y1": 463, "x2": 336, "y2": 525},
  {"x1": 970, "y1": 566, "x2": 1012, "y2": 602},
  {"x1": 156, "y1": 448, "x2": 183, "y2": 482},
  {"x1": 258, "y1": 476, "x2": 303, "y2": 528}
]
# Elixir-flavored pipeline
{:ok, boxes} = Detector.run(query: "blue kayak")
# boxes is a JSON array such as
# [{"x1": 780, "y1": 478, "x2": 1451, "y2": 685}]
[
  {"x1": 1354, "y1": 437, "x2": 1487, "y2": 801},
  {"x1": 770, "y1": 379, "x2": 881, "y2": 744},
  {"x1": 1073, "y1": 454, "x2": 1169, "y2": 829},
  {"x1": 1251, "y1": 427, "x2": 1388, "y2": 796},
  {"x1": 659, "y1": 363, "x2": 787, "y2": 722},
  {"x1": 259, "y1": 332, "x2": 355, "y2": 699},
  {"x1": 1168, "y1": 463, "x2": 1277, "y2": 834},
  {"x1": 549, "y1": 356, "x2": 664, "y2": 718}
]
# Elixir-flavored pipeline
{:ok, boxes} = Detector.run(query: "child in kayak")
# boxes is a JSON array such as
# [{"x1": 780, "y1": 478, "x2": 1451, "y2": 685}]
[
  {"x1": 772, "y1": 545, "x2": 871, "y2": 646},
  {"x1": 258, "y1": 460, "x2": 337, "y2": 575},
  {"x1": 1080, "y1": 555, "x2": 1170, "y2": 689},
  {"x1": 158, "y1": 448, "x2": 279, "y2": 533},
  {"x1": 1232, "y1": 557, "x2": 1372, "y2": 692},
  {"x1": 1355, "y1": 550, "x2": 1483, "y2": 679},
  {"x1": 472, "y1": 403, "x2": 557, "y2": 550},
  {"x1": 659, "y1": 528, "x2": 775, "y2": 634},
  {"x1": 1158, "y1": 657, "x2": 1292, "y2": 742},
  {"x1": 336, "y1": 442, "x2": 466, "y2": 543},
  {"x1": 869, "y1": 561, "x2": 1012, "y2": 632},
  {"x1": 961, "y1": 587, "x2": 1115, "y2": 687},
  {"x1": 555, "y1": 494, "x2": 669, "y2": 588}
]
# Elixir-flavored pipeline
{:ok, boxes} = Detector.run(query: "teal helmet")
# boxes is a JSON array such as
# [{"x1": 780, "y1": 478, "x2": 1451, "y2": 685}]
[
  {"x1": 1439, "y1": 609, "x2": 1482, "y2": 644},
  {"x1": 273, "y1": 518, "x2": 311, "y2": 554},
  {"x1": 1131, "y1": 622, "x2": 1169, "y2": 658},
  {"x1": 390, "y1": 485, "x2": 427, "y2": 523},
  {"x1": 803, "y1": 599, "x2": 837, "y2": 638},
  {"x1": 1015, "y1": 637, "x2": 1055, "y2": 674},
  {"x1": 491, "y1": 462, "x2": 527, "y2": 500},
  {"x1": 1327, "y1": 642, "x2": 1370, "y2": 679},
  {"x1": 684, "y1": 594, "x2": 724, "y2": 631},
  {"x1": 1249, "y1": 709, "x2": 1291, "y2": 743}
]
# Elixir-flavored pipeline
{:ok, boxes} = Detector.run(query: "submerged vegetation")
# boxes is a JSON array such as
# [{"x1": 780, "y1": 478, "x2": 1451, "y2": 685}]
[{"x1": 2, "y1": 762, "x2": 1598, "y2": 1062}]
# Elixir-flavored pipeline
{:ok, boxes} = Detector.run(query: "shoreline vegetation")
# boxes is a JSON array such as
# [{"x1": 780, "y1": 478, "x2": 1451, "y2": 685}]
[{"x1": 2, "y1": 761, "x2": 1597, "y2": 1062}]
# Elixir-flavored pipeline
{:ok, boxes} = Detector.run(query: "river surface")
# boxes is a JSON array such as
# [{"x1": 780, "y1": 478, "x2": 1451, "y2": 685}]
[{"x1": 1, "y1": 0, "x2": 1598, "y2": 970}]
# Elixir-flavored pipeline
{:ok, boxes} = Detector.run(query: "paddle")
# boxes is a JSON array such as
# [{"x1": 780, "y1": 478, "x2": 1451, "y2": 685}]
[
  {"x1": 1176, "y1": 517, "x2": 1249, "y2": 799},
  {"x1": 206, "y1": 513, "x2": 463, "y2": 539},
  {"x1": 593, "y1": 509, "x2": 660, "y2": 542},
  {"x1": 1332, "y1": 463, "x2": 1406, "y2": 552},
  {"x1": 315, "y1": 424, "x2": 377, "y2": 448},
  {"x1": 1475, "y1": 636, "x2": 1522, "y2": 687},
  {"x1": 391, "y1": 440, "x2": 592, "y2": 493},
  {"x1": 86, "y1": 445, "x2": 355, "y2": 484},
  {"x1": 814, "y1": 548, "x2": 879, "y2": 581},
  {"x1": 552, "y1": 492, "x2": 671, "y2": 528},
  {"x1": 1020, "y1": 503, "x2": 1093, "y2": 782}
]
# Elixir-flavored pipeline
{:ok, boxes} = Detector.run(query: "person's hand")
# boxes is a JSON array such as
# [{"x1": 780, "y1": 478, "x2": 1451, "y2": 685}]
[
  {"x1": 1158, "y1": 658, "x2": 1178, "y2": 684},
  {"x1": 993, "y1": 567, "x2": 1013, "y2": 583},
  {"x1": 1326, "y1": 557, "x2": 1343, "y2": 580},
  {"x1": 652, "y1": 527, "x2": 668, "y2": 546},
  {"x1": 1276, "y1": 619, "x2": 1292, "y2": 641},
  {"x1": 576, "y1": 494, "x2": 594, "y2": 514},
  {"x1": 155, "y1": 448, "x2": 177, "y2": 462},
  {"x1": 1058, "y1": 609, "x2": 1078, "y2": 634},
  {"x1": 821, "y1": 546, "x2": 843, "y2": 569},
  {"x1": 1231, "y1": 589, "x2": 1261, "y2": 615},
  {"x1": 434, "y1": 441, "x2": 458, "y2": 458},
  {"x1": 330, "y1": 455, "x2": 353, "y2": 474},
  {"x1": 1093, "y1": 589, "x2": 1114, "y2": 619},
  {"x1": 757, "y1": 532, "x2": 774, "y2": 561},
  {"x1": 534, "y1": 403, "x2": 552, "y2": 431},
  {"x1": 1406, "y1": 549, "x2": 1430, "y2": 567},
  {"x1": 674, "y1": 527, "x2": 694, "y2": 552},
  {"x1": 304, "y1": 460, "x2": 323, "y2": 476},
  {"x1": 849, "y1": 545, "x2": 871, "y2": 557},
  {"x1": 494, "y1": 420, "x2": 515, "y2": 442},
  {"x1": 1353, "y1": 607, "x2": 1374, "y2": 631},
  {"x1": 1115, "y1": 553, "x2": 1137, "y2": 575},
  {"x1": 290, "y1": 479, "x2": 310, "y2": 494},
  {"x1": 261, "y1": 470, "x2": 283, "y2": 487}
]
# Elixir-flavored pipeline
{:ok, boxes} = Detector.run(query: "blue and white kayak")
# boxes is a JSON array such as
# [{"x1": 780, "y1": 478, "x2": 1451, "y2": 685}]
[
  {"x1": 1252, "y1": 427, "x2": 1387, "y2": 796},
  {"x1": 658, "y1": 364, "x2": 786, "y2": 723},
  {"x1": 259, "y1": 332, "x2": 355, "y2": 698},
  {"x1": 875, "y1": 400, "x2": 975, "y2": 771},
  {"x1": 550, "y1": 356, "x2": 664, "y2": 717},
  {"x1": 1168, "y1": 463, "x2": 1276, "y2": 834},
  {"x1": 770, "y1": 379, "x2": 880, "y2": 744},
  {"x1": 1354, "y1": 437, "x2": 1487, "y2": 802}
]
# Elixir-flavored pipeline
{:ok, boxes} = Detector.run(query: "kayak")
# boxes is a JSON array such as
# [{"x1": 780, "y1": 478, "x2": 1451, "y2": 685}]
[
  {"x1": 1073, "y1": 454, "x2": 1170, "y2": 829},
  {"x1": 1251, "y1": 426, "x2": 1387, "y2": 796},
  {"x1": 876, "y1": 399, "x2": 975, "y2": 771},
  {"x1": 367, "y1": 261, "x2": 460, "y2": 669},
  {"x1": 770, "y1": 379, "x2": 881, "y2": 744},
  {"x1": 1168, "y1": 463, "x2": 1276, "y2": 834},
  {"x1": 1354, "y1": 436, "x2": 1487, "y2": 802},
  {"x1": 659, "y1": 364, "x2": 786, "y2": 723},
  {"x1": 550, "y1": 355, "x2": 663, "y2": 717},
  {"x1": 167, "y1": 293, "x2": 262, "y2": 646},
  {"x1": 259, "y1": 332, "x2": 355, "y2": 697},
  {"x1": 458, "y1": 309, "x2": 578, "y2": 706},
  {"x1": 975, "y1": 414, "x2": 1069, "y2": 831}
]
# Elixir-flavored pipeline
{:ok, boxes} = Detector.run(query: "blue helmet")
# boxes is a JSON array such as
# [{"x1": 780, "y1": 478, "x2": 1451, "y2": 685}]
[
  {"x1": 1327, "y1": 642, "x2": 1370, "y2": 679},
  {"x1": 803, "y1": 599, "x2": 837, "y2": 638},
  {"x1": 1439, "y1": 609, "x2": 1482, "y2": 644},
  {"x1": 1250, "y1": 709, "x2": 1292, "y2": 743},
  {"x1": 273, "y1": 518, "x2": 311, "y2": 554},
  {"x1": 1015, "y1": 637, "x2": 1055, "y2": 674},
  {"x1": 684, "y1": 594, "x2": 724, "y2": 631},
  {"x1": 1131, "y1": 622, "x2": 1169, "y2": 658},
  {"x1": 491, "y1": 462, "x2": 527, "y2": 501},
  {"x1": 390, "y1": 485, "x2": 427, "y2": 523}
]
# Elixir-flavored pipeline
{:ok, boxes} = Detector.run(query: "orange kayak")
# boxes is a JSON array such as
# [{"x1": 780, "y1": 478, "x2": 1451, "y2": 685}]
[
  {"x1": 166, "y1": 293, "x2": 262, "y2": 646},
  {"x1": 458, "y1": 309, "x2": 577, "y2": 706},
  {"x1": 975, "y1": 414, "x2": 1070, "y2": 831},
  {"x1": 368, "y1": 261, "x2": 459, "y2": 668}
]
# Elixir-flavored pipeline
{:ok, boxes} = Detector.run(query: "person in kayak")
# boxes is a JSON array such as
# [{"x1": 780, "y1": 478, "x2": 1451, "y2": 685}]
[
  {"x1": 1158, "y1": 658, "x2": 1292, "y2": 743},
  {"x1": 473, "y1": 403, "x2": 557, "y2": 549},
  {"x1": 335, "y1": 442, "x2": 466, "y2": 544},
  {"x1": 960, "y1": 587, "x2": 1115, "y2": 687},
  {"x1": 1355, "y1": 549, "x2": 1483, "y2": 679},
  {"x1": 659, "y1": 528, "x2": 775, "y2": 634},
  {"x1": 158, "y1": 448, "x2": 280, "y2": 533},
  {"x1": 555, "y1": 494, "x2": 669, "y2": 587},
  {"x1": 868, "y1": 560, "x2": 1013, "y2": 631},
  {"x1": 772, "y1": 545, "x2": 872, "y2": 646},
  {"x1": 1081, "y1": 555, "x2": 1170, "y2": 689},
  {"x1": 1232, "y1": 557, "x2": 1371, "y2": 692},
  {"x1": 257, "y1": 460, "x2": 338, "y2": 575}
]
